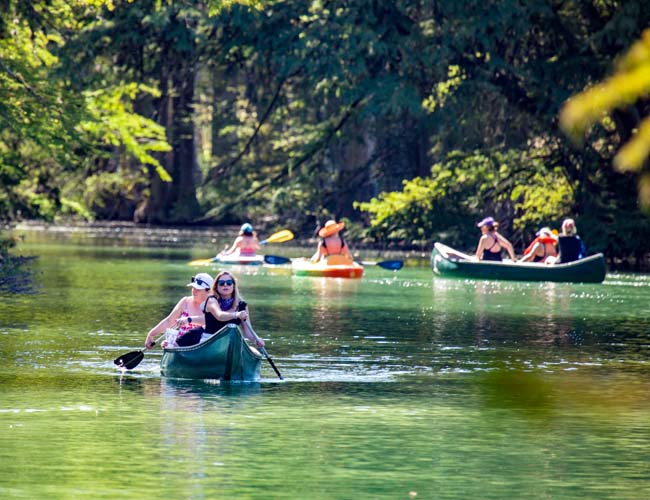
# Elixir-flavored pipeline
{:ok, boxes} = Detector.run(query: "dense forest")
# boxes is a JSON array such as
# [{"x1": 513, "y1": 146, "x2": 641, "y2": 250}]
[{"x1": 2, "y1": 0, "x2": 650, "y2": 266}]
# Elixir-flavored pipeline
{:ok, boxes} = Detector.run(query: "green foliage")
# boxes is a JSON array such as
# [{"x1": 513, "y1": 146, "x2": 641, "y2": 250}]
[
  {"x1": 561, "y1": 29, "x2": 650, "y2": 207},
  {"x1": 356, "y1": 149, "x2": 574, "y2": 250},
  {"x1": 0, "y1": 0, "x2": 171, "y2": 221},
  {"x1": 2, "y1": 0, "x2": 650, "y2": 262}
]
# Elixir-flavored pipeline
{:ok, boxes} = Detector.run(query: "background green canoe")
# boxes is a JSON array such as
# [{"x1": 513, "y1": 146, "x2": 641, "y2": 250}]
[
  {"x1": 431, "y1": 242, "x2": 606, "y2": 283},
  {"x1": 160, "y1": 324, "x2": 262, "y2": 381}
]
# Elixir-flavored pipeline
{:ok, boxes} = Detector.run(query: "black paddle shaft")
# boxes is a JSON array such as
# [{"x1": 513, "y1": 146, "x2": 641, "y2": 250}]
[{"x1": 237, "y1": 301, "x2": 283, "y2": 380}]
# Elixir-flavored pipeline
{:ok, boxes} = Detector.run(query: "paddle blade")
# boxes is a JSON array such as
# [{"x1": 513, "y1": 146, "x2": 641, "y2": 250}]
[
  {"x1": 260, "y1": 229, "x2": 294, "y2": 245},
  {"x1": 114, "y1": 350, "x2": 145, "y2": 370},
  {"x1": 188, "y1": 257, "x2": 217, "y2": 266},
  {"x1": 264, "y1": 255, "x2": 291, "y2": 265},
  {"x1": 377, "y1": 260, "x2": 404, "y2": 270}
]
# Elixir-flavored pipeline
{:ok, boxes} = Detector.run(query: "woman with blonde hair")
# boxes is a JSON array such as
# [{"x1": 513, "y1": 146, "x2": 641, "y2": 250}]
[{"x1": 175, "y1": 270, "x2": 265, "y2": 348}]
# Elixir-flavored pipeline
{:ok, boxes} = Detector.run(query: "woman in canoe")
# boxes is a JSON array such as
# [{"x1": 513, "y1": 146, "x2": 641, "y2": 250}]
[
  {"x1": 519, "y1": 227, "x2": 558, "y2": 263},
  {"x1": 475, "y1": 216, "x2": 516, "y2": 261},
  {"x1": 548, "y1": 218, "x2": 586, "y2": 264},
  {"x1": 144, "y1": 273, "x2": 213, "y2": 349},
  {"x1": 220, "y1": 223, "x2": 261, "y2": 257},
  {"x1": 175, "y1": 270, "x2": 265, "y2": 348},
  {"x1": 311, "y1": 219, "x2": 353, "y2": 263}
]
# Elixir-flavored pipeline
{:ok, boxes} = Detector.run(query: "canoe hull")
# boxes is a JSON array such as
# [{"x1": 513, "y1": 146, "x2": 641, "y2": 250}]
[
  {"x1": 431, "y1": 242, "x2": 606, "y2": 283},
  {"x1": 160, "y1": 324, "x2": 262, "y2": 381},
  {"x1": 291, "y1": 257, "x2": 364, "y2": 279}
]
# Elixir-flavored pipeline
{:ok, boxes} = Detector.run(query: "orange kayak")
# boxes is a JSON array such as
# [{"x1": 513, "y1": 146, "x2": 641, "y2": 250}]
[{"x1": 291, "y1": 256, "x2": 364, "y2": 279}]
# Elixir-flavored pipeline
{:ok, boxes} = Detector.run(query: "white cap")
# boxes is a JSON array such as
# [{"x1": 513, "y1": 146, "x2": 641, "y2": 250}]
[{"x1": 187, "y1": 273, "x2": 213, "y2": 290}]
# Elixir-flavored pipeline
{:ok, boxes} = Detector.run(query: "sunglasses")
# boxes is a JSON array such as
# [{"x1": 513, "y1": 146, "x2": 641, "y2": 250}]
[
  {"x1": 191, "y1": 276, "x2": 211, "y2": 289},
  {"x1": 217, "y1": 279, "x2": 234, "y2": 286}
]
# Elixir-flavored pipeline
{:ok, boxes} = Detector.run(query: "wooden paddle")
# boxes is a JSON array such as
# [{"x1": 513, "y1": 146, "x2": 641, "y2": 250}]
[
  {"x1": 189, "y1": 229, "x2": 294, "y2": 266},
  {"x1": 238, "y1": 301, "x2": 283, "y2": 380}
]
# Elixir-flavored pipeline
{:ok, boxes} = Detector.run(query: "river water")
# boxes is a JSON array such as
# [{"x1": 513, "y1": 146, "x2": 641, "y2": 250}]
[{"x1": 1, "y1": 226, "x2": 649, "y2": 499}]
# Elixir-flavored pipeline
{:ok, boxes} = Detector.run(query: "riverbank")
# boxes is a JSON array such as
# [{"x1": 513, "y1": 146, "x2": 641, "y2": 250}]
[
  {"x1": 4, "y1": 220, "x2": 646, "y2": 272},
  {"x1": 6, "y1": 220, "x2": 430, "y2": 261}
]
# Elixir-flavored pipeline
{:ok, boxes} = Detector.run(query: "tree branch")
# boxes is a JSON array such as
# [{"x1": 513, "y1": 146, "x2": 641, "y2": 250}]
[{"x1": 196, "y1": 95, "x2": 366, "y2": 222}]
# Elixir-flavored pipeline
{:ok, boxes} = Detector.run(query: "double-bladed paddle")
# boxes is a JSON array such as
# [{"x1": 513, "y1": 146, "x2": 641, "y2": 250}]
[
  {"x1": 359, "y1": 259, "x2": 404, "y2": 270},
  {"x1": 263, "y1": 254, "x2": 403, "y2": 270},
  {"x1": 260, "y1": 229, "x2": 294, "y2": 246},
  {"x1": 238, "y1": 301, "x2": 283, "y2": 380},
  {"x1": 189, "y1": 229, "x2": 294, "y2": 266}
]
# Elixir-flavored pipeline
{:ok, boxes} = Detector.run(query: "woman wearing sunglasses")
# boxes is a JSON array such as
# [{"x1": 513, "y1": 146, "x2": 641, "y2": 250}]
[
  {"x1": 175, "y1": 271, "x2": 265, "y2": 348},
  {"x1": 144, "y1": 273, "x2": 213, "y2": 349}
]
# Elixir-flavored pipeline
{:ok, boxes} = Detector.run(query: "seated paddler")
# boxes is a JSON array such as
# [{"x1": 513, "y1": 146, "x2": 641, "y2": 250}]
[
  {"x1": 174, "y1": 271, "x2": 265, "y2": 348},
  {"x1": 519, "y1": 227, "x2": 558, "y2": 264},
  {"x1": 554, "y1": 218, "x2": 586, "y2": 264},
  {"x1": 474, "y1": 216, "x2": 516, "y2": 261},
  {"x1": 311, "y1": 219, "x2": 353, "y2": 263},
  {"x1": 220, "y1": 222, "x2": 261, "y2": 257}
]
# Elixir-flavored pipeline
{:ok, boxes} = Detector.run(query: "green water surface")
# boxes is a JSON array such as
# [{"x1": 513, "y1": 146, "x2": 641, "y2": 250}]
[{"x1": 1, "y1": 229, "x2": 649, "y2": 499}]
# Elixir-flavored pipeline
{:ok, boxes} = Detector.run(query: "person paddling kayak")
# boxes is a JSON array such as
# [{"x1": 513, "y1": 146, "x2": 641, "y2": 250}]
[
  {"x1": 311, "y1": 219, "x2": 353, "y2": 263},
  {"x1": 220, "y1": 223, "x2": 261, "y2": 257},
  {"x1": 519, "y1": 227, "x2": 558, "y2": 263}
]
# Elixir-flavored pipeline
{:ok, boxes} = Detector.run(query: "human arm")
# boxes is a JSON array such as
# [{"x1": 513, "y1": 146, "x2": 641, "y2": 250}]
[
  {"x1": 236, "y1": 302, "x2": 265, "y2": 347},
  {"x1": 496, "y1": 233, "x2": 516, "y2": 260},
  {"x1": 578, "y1": 236, "x2": 586, "y2": 258},
  {"x1": 144, "y1": 297, "x2": 185, "y2": 348},
  {"x1": 310, "y1": 241, "x2": 324, "y2": 263},
  {"x1": 475, "y1": 236, "x2": 486, "y2": 260},
  {"x1": 204, "y1": 298, "x2": 249, "y2": 323},
  {"x1": 221, "y1": 236, "x2": 243, "y2": 256},
  {"x1": 518, "y1": 242, "x2": 540, "y2": 262}
]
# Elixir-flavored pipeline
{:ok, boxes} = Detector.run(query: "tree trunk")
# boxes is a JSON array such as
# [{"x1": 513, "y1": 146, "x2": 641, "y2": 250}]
[{"x1": 136, "y1": 61, "x2": 200, "y2": 223}]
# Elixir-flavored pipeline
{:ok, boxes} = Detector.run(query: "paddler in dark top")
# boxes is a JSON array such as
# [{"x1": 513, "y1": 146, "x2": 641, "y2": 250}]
[
  {"x1": 519, "y1": 227, "x2": 558, "y2": 263},
  {"x1": 175, "y1": 270, "x2": 265, "y2": 348},
  {"x1": 474, "y1": 216, "x2": 516, "y2": 261},
  {"x1": 551, "y1": 218, "x2": 586, "y2": 264},
  {"x1": 311, "y1": 219, "x2": 353, "y2": 263}
]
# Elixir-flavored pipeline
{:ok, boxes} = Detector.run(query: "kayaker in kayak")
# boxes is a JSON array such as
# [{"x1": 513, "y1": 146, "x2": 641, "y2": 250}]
[
  {"x1": 475, "y1": 216, "x2": 516, "y2": 261},
  {"x1": 519, "y1": 227, "x2": 558, "y2": 263},
  {"x1": 311, "y1": 219, "x2": 353, "y2": 263},
  {"x1": 175, "y1": 271, "x2": 265, "y2": 348},
  {"x1": 220, "y1": 223, "x2": 261, "y2": 257},
  {"x1": 144, "y1": 273, "x2": 213, "y2": 349}
]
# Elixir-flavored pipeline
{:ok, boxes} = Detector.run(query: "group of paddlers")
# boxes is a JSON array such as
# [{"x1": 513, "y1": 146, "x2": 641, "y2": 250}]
[{"x1": 475, "y1": 217, "x2": 585, "y2": 264}]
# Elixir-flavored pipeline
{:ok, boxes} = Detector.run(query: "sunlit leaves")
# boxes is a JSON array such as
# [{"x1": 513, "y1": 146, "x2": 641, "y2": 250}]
[
  {"x1": 80, "y1": 84, "x2": 171, "y2": 181},
  {"x1": 422, "y1": 65, "x2": 465, "y2": 113},
  {"x1": 356, "y1": 149, "x2": 574, "y2": 248},
  {"x1": 560, "y1": 29, "x2": 650, "y2": 206}
]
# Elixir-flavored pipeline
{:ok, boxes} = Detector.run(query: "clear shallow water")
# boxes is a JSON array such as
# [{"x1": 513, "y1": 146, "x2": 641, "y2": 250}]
[{"x1": 1, "y1": 229, "x2": 650, "y2": 499}]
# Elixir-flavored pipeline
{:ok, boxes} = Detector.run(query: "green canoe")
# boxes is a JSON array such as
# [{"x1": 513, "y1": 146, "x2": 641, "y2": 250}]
[
  {"x1": 160, "y1": 324, "x2": 263, "y2": 381},
  {"x1": 431, "y1": 242, "x2": 606, "y2": 283}
]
